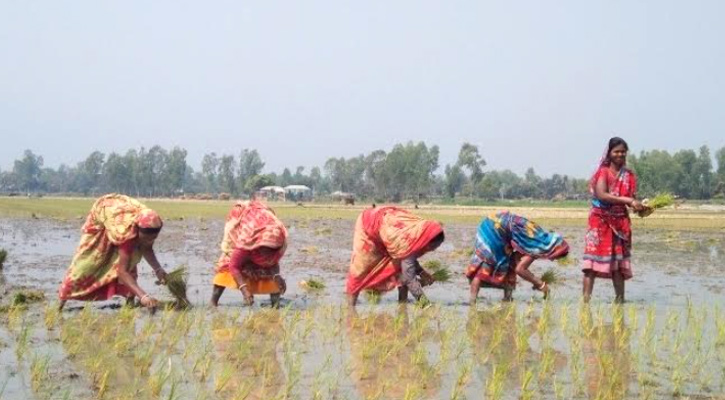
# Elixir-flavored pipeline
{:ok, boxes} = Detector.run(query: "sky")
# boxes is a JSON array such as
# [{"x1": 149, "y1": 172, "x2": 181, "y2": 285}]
[{"x1": 1, "y1": 1, "x2": 724, "y2": 178}]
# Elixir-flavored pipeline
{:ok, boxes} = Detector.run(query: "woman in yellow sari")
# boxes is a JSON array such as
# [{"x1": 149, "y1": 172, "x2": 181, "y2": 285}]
[
  {"x1": 211, "y1": 201, "x2": 288, "y2": 307},
  {"x1": 58, "y1": 194, "x2": 168, "y2": 310}
]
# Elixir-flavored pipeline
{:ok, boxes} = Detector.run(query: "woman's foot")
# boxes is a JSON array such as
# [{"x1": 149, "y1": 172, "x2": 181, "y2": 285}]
[
  {"x1": 273, "y1": 275, "x2": 287, "y2": 295},
  {"x1": 534, "y1": 282, "x2": 549, "y2": 300}
]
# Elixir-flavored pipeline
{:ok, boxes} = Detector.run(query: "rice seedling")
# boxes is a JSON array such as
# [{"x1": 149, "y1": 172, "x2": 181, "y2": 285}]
[
  {"x1": 639, "y1": 192, "x2": 676, "y2": 217},
  {"x1": 540, "y1": 268, "x2": 562, "y2": 286},
  {"x1": 422, "y1": 260, "x2": 452, "y2": 282},
  {"x1": 313, "y1": 227, "x2": 333, "y2": 236},
  {"x1": 364, "y1": 290, "x2": 382, "y2": 304},
  {"x1": 164, "y1": 266, "x2": 191, "y2": 308},
  {"x1": 300, "y1": 245, "x2": 319, "y2": 254},
  {"x1": 0, "y1": 248, "x2": 7, "y2": 268},
  {"x1": 12, "y1": 289, "x2": 45, "y2": 306},
  {"x1": 29, "y1": 352, "x2": 51, "y2": 393},
  {"x1": 554, "y1": 255, "x2": 576, "y2": 266},
  {"x1": 299, "y1": 277, "x2": 326, "y2": 293}
]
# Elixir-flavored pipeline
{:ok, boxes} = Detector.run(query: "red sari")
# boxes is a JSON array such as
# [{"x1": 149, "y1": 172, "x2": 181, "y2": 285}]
[
  {"x1": 346, "y1": 207, "x2": 443, "y2": 295},
  {"x1": 582, "y1": 166, "x2": 637, "y2": 279}
]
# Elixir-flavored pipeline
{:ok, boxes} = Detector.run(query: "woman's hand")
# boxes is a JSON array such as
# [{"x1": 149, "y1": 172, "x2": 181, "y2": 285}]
[
  {"x1": 140, "y1": 294, "x2": 158, "y2": 308},
  {"x1": 419, "y1": 270, "x2": 435, "y2": 287},
  {"x1": 630, "y1": 199, "x2": 645, "y2": 212},
  {"x1": 154, "y1": 268, "x2": 168, "y2": 285}
]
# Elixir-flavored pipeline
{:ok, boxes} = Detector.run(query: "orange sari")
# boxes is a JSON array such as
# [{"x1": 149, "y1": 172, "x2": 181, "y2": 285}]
[
  {"x1": 346, "y1": 206, "x2": 443, "y2": 295},
  {"x1": 213, "y1": 201, "x2": 287, "y2": 294}
]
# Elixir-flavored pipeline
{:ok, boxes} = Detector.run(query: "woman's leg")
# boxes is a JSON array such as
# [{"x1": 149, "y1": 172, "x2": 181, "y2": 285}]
[
  {"x1": 582, "y1": 271, "x2": 595, "y2": 303},
  {"x1": 397, "y1": 286, "x2": 409, "y2": 303},
  {"x1": 469, "y1": 277, "x2": 481, "y2": 305},
  {"x1": 347, "y1": 293, "x2": 359, "y2": 307},
  {"x1": 612, "y1": 265, "x2": 625, "y2": 303},
  {"x1": 210, "y1": 285, "x2": 225, "y2": 307}
]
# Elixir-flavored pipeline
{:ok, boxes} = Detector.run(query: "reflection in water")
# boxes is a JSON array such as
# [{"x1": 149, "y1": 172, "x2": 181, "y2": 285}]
[
  {"x1": 211, "y1": 309, "x2": 285, "y2": 399},
  {"x1": 347, "y1": 306, "x2": 441, "y2": 399},
  {"x1": 580, "y1": 307, "x2": 631, "y2": 399},
  {"x1": 466, "y1": 304, "x2": 567, "y2": 396}
]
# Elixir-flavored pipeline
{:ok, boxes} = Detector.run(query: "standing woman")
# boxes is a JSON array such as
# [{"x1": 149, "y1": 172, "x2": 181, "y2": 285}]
[
  {"x1": 466, "y1": 211, "x2": 569, "y2": 303},
  {"x1": 346, "y1": 206, "x2": 444, "y2": 307},
  {"x1": 211, "y1": 201, "x2": 288, "y2": 307},
  {"x1": 582, "y1": 137, "x2": 645, "y2": 303},
  {"x1": 58, "y1": 194, "x2": 168, "y2": 310}
]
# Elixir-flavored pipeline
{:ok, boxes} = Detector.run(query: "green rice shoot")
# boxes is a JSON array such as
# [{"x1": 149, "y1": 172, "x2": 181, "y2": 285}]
[
  {"x1": 645, "y1": 193, "x2": 675, "y2": 209},
  {"x1": 541, "y1": 268, "x2": 562, "y2": 286},
  {"x1": 0, "y1": 248, "x2": 6, "y2": 268},
  {"x1": 299, "y1": 278, "x2": 326, "y2": 292},
  {"x1": 165, "y1": 266, "x2": 191, "y2": 308},
  {"x1": 364, "y1": 290, "x2": 382, "y2": 304},
  {"x1": 555, "y1": 256, "x2": 576, "y2": 267},
  {"x1": 423, "y1": 260, "x2": 452, "y2": 283}
]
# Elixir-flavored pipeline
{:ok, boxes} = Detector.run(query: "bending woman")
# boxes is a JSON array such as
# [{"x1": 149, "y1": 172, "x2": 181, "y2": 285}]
[
  {"x1": 211, "y1": 201, "x2": 287, "y2": 307},
  {"x1": 346, "y1": 206, "x2": 445, "y2": 307},
  {"x1": 582, "y1": 137, "x2": 644, "y2": 303},
  {"x1": 58, "y1": 194, "x2": 168, "y2": 310},
  {"x1": 466, "y1": 211, "x2": 569, "y2": 303}
]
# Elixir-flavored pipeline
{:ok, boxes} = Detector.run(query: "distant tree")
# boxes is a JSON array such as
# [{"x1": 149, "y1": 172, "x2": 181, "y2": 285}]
[
  {"x1": 238, "y1": 149, "x2": 265, "y2": 193},
  {"x1": 444, "y1": 164, "x2": 465, "y2": 198},
  {"x1": 245, "y1": 174, "x2": 276, "y2": 194},
  {"x1": 13, "y1": 150, "x2": 44, "y2": 193},
  {"x1": 456, "y1": 143, "x2": 486, "y2": 184},
  {"x1": 218, "y1": 155, "x2": 237, "y2": 195},
  {"x1": 201, "y1": 152, "x2": 220, "y2": 194}
]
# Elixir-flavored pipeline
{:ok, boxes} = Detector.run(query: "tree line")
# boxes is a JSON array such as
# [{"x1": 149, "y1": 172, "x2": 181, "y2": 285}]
[{"x1": 2, "y1": 143, "x2": 725, "y2": 201}]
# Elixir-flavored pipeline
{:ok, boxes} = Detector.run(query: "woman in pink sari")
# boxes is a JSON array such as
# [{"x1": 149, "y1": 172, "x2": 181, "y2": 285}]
[{"x1": 582, "y1": 137, "x2": 646, "y2": 303}]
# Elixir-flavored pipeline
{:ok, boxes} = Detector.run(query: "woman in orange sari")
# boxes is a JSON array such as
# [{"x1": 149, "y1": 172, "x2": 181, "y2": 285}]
[
  {"x1": 58, "y1": 194, "x2": 168, "y2": 310},
  {"x1": 346, "y1": 206, "x2": 445, "y2": 307},
  {"x1": 211, "y1": 201, "x2": 288, "y2": 307}
]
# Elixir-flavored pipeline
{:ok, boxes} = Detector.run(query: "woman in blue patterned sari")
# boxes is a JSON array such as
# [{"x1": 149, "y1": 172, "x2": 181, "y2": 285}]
[{"x1": 466, "y1": 212, "x2": 569, "y2": 303}]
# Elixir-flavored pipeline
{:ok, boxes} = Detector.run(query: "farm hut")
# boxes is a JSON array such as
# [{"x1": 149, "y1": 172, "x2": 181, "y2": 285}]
[
  {"x1": 284, "y1": 185, "x2": 313, "y2": 202},
  {"x1": 257, "y1": 186, "x2": 286, "y2": 201}
]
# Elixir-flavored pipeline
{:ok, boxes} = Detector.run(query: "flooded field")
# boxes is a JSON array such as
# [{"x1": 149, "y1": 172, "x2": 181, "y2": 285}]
[{"x1": 1, "y1": 199, "x2": 725, "y2": 399}]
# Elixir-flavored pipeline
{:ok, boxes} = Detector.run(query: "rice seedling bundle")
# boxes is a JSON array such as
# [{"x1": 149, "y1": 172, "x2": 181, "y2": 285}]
[
  {"x1": 540, "y1": 268, "x2": 563, "y2": 286},
  {"x1": 422, "y1": 260, "x2": 452, "y2": 283},
  {"x1": 639, "y1": 192, "x2": 675, "y2": 217},
  {"x1": 165, "y1": 266, "x2": 191, "y2": 308}
]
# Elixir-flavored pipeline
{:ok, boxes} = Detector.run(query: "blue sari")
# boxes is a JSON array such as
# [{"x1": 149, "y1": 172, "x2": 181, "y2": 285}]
[{"x1": 466, "y1": 212, "x2": 569, "y2": 288}]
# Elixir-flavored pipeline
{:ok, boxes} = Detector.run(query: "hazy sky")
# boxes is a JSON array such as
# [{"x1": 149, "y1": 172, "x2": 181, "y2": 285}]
[{"x1": 1, "y1": 1, "x2": 723, "y2": 177}]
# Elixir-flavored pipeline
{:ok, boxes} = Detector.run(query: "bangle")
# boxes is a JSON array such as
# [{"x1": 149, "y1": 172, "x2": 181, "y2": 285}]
[
  {"x1": 238, "y1": 283, "x2": 248, "y2": 291},
  {"x1": 140, "y1": 294, "x2": 150, "y2": 302}
]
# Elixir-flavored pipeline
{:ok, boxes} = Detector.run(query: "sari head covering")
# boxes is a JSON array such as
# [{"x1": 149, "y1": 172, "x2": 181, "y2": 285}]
[
  {"x1": 137, "y1": 209, "x2": 163, "y2": 229},
  {"x1": 346, "y1": 206, "x2": 444, "y2": 295},
  {"x1": 213, "y1": 201, "x2": 288, "y2": 294},
  {"x1": 58, "y1": 194, "x2": 156, "y2": 301},
  {"x1": 466, "y1": 211, "x2": 569, "y2": 289}
]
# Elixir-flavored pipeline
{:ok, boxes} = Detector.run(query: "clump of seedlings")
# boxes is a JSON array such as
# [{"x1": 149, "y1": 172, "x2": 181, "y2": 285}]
[
  {"x1": 12, "y1": 289, "x2": 45, "y2": 306},
  {"x1": 0, "y1": 248, "x2": 7, "y2": 269},
  {"x1": 299, "y1": 278, "x2": 326, "y2": 293},
  {"x1": 639, "y1": 192, "x2": 676, "y2": 217},
  {"x1": 540, "y1": 268, "x2": 563, "y2": 286},
  {"x1": 164, "y1": 266, "x2": 191, "y2": 308},
  {"x1": 422, "y1": 260, "x2": 452, "y2": 283}
]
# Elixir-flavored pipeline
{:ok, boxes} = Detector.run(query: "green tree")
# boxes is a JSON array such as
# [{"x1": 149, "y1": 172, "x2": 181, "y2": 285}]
[
  {"x1": 13, "y1": 150, "x2": 44, "y2": 193},
  {"x1": 238, "y1": 149, "x2": 265, "y2": 193}
]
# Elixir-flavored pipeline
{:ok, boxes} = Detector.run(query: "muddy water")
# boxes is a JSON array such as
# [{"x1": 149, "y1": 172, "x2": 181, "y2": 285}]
[{"x1": 1, "y1": 216, "x2": 725, "y2": 399}]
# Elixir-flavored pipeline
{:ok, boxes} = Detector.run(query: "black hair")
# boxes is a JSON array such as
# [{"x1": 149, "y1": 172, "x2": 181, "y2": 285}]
[
  {"x1": 138, "y1": 226, "x2": 162, "y2": 235},
  {"x1": 430, "y1": 231, "x2": 445, "y2": 247},
  {"x1": 607, "y1": 137, "x2": 629, "y2": 156}
]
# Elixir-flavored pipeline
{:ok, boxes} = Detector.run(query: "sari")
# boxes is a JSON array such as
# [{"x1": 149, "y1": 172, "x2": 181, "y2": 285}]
[
  {"x1": 582, "y1": 166, "x2": 637, "y2": 279},
  {"x1": 212, "y1": 201, "x2": 287, "y2": 294},
  {"x1": 346, "y1": 206, "x2": 443, "y2": 296},
  {"x1": 465, "y1": 212, "x2": 569, "y2": 289},
  {"x1": 58, "y1": 194, "x2": 162, "y2": 301}
]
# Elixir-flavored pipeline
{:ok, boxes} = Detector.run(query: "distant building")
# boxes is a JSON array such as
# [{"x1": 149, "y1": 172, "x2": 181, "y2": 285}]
[
  {"x1": 284, "y1": 185, "x2": 313, "y2": 202},
  {"x1": 257, "y1": 186, "x2": 286, "y2": 201}
]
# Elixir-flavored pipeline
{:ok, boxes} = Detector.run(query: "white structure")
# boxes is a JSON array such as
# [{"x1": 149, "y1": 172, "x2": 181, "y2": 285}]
[
  {"x1": 257, "y1": 186, "x2": 286, "y2": 201},
  {"x1": 284, "y1": 185, "x2": 313, "y2": 201}
]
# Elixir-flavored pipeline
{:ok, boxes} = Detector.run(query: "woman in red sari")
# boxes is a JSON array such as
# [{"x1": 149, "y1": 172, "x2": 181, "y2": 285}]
[
  {"x1": 211, "y1": 201, "x2": 288, "y2": 307},
  {"x1": 346, "y1": 206, "x2": 445, "y2": 307},
  {"x1": 582, "y1": 137, "x2": 646, "y2": 303}
]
